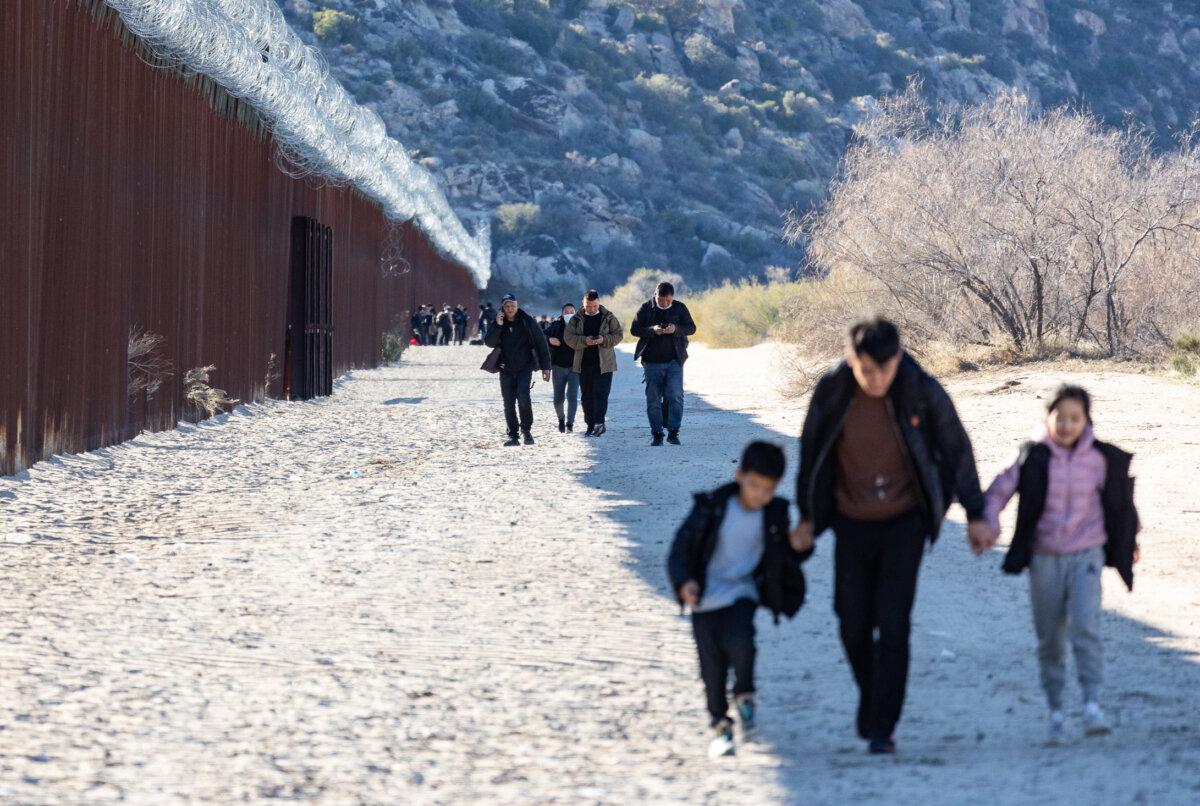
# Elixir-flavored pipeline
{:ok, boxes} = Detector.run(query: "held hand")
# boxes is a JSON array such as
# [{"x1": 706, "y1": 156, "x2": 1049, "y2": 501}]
[
  {"x1": 789, "y1": 520, "x2": 814, "y2": 553},
  {"x1": 1133, "y1": 544, "x2": 1141, "y2": 565},
  {"x1": 548, "y1": 337, "x2": 561, "y2": 347},
  {"x1": 680, "y1": 580, "x2": 701, "y2": 606},
  {"x1": 542, "y1": 370, "x2": 551, "y2": 382},
  {"x1": 967, "y1": 520, "x2": 997, "y2": 556}
]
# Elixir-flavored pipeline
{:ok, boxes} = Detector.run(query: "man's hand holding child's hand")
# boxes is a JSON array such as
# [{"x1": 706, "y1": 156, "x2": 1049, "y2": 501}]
[
  {"x1": 789, "y1": 520, "x2": 814, "y2": 553},
  {"x1": 680, "y1": 580, "x2": 700, "y2": 606}
]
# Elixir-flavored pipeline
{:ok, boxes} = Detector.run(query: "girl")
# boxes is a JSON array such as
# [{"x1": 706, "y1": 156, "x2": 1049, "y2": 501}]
[{"x1": 984, "y1": 385, "x2": 1140, "y2": 743}]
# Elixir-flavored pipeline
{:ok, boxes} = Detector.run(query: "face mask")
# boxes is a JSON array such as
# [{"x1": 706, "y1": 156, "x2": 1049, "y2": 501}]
[{"x1": 562, "y1": 312, "x2": 574, "y2": 320}]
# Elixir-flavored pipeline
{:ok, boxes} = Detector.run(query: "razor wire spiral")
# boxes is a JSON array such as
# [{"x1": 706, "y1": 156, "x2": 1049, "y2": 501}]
[{"x1": 104, "y1": 0, "x2": 490, "y2": 285}]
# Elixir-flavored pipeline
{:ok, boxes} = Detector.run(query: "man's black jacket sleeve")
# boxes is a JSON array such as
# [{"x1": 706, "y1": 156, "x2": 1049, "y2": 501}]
[{"x1": 924, "y1": 376, "x2": 986, "y2": 520}]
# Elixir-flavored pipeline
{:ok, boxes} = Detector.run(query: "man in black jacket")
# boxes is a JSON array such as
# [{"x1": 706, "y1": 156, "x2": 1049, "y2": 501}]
[
  {"x1": 410, "y1": 307, "x2": 426, "y2": 346},
  {"x1": 791, "y1": 318, "x2": 995, "y2": 755},
  {"x1": 452, "y1": 304, "x2": 468, "y2": 345},
  {"x1": 630, "y1": 281, "x2": 696, "y2": 445},
  {"x1": 545, "y1": 303, "x2": 579, "y2": 432},
  {"x1": 667, "y1": 441, "x2": 808, "y2": 757},
  {"x1": 484, "y1": 293, "x2": 552, "y2": 446}
]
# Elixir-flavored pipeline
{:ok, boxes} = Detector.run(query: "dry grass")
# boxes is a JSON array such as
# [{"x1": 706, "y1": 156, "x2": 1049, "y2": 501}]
[
  {"x1": 184, "y1": 366, "x2": 239, "y2": 417},
  {"x1": 127, "y1": 328, "x2": 172, "y2": 400}
]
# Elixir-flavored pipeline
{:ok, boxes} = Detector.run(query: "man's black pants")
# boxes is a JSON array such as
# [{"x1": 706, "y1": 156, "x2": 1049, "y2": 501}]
[
  {"x1": 692, "y1": 598, "x2": 757, "y2": 726},
  {"x1": 499, "y1": 369, "x2": 533, "y2": 437},
  {"x1": 578, "y1": 366, "x2": 613, "y2": 427},
  {"x1": 832, "y1": 510, "x2": 925, "y2": 742}
]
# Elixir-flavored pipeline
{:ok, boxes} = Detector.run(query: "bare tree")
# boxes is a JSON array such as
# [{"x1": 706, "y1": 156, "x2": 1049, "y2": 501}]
[{"x1": 789, "y1": 84, "x2": 1200, "y2": 358}]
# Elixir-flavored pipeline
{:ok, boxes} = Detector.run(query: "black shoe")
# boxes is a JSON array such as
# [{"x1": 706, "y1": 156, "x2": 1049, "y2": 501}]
[
  {"x1": 522, "y1": 431, "x2": 535, "y2": 445},
  {"x1": 667, "y1": 429, "x2": 681, "y2": 445},
  {"x1": 651, "y1": 432, "x2": 664, "y2": 446},
  {"x1": 503, "y1": 436, "x2": 520, "y2": 447},
  {"x1": 868, "y1": 736, "x2": 896, "y2": 755},
  {"x1": 585, "y1": 425, "x2": 595, "y2": 436},
  {"x1": 592, "y1": 424, "x2": 606, "y2": 437},
  {"x1": 566, "y1": 422, "x2": 574, "y2": 432},
  {"x1": 558, "y1": 417, "x2": 566, "y2": 433}
]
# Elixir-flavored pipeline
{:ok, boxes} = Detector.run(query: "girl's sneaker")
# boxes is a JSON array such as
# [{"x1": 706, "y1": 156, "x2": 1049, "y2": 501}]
[
  {"x1": 735, "y1": 694, "x2": 758, "y2": 741},
  {"x1": 708, "y1": 718, "x2": 736, "y2": 758},
  {"x1": 1047, "y1": 710, "x2": 1066, "y2": 745},
  {"x1": 1082, "y1": 702, "x2": 1111, "y2": 736}
]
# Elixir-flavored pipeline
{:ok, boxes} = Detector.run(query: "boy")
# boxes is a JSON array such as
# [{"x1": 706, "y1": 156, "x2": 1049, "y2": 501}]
[{"x1": 667, "y1": 441, "x2": 809, "y2": 757}]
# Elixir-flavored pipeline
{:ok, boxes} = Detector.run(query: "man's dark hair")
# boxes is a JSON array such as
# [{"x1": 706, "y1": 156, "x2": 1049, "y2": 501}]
[
  {"x1": 1046, "y1": 384, "x2": 1092, "y2": 423},
  {"x1": 740, "y1": 440, "x2": 786, "y2": 480},
  {"x1": 848, "y1": 317, "x2": 901, "y2": 364},
  {"x1": 585, "y1": 289, "x2": 600, "y2": 302},
  {"x1": 656, "y1": 281, "x2": 675, "y2": 297},
  {"x1": 561, "y1": 302, "x2": 575, "y2": 312}
]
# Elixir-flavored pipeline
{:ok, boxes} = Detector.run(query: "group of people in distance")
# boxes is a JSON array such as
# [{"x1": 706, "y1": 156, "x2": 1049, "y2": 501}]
[
  {"x1": 667, "y1": 317, "x2": 1140, "y2": 759},
  {"x1": 480, "y1": 281, "x2": 695, "y2": 447},
  {"x1": 409, "y1": 303, "x2": 470, "y2": 346}
]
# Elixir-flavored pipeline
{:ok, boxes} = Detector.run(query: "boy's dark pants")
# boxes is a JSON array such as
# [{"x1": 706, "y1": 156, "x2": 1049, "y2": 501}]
[
  {"x1": 833, "y1": 510, "x2": 925, "y2": 742},
  {"x1": 692, "y1": 598, "x2": 757, "y2": 726}
]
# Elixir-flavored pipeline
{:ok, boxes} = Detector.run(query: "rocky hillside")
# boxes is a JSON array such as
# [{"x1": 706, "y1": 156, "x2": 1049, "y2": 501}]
[{"x1": 277, "y1": 1, "x2": 1200, "y2": 300}]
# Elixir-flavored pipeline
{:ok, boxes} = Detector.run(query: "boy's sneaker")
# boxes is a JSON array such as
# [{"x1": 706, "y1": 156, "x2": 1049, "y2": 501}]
[
  {"x1": 1082, "y1": 702, "x2": 1111, "y2": 736},
  {"x1": 735, "y1": 694, "x2": 758, "y2": 741},
  {"x1": 1047, "y1": 710, "x2": 1066, "y2": 745},
  {"x1": 707, "y1": 719, "x2": 735, "y2": 759}
]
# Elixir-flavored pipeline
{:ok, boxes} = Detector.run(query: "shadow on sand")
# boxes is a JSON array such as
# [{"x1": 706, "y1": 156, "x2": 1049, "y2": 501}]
[{"x1": 580, "y1": 349, "x2": 1200, "y2": 803}]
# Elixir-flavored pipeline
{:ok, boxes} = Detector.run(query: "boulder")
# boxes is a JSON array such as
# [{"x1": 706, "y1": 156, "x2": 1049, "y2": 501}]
[
  {"x1": 611, "y1": 5, "x2": 635, "y2": 37},
  {"x1": 1002, "y1": 0, "x2": 1050, "y2": 49},
  {"x1": 493, "y1": 235, "x2": 590, "y2": 290},
  {"x1": 627, "y1": 128, "x2": 663, "y2": 157},
  {"x1": 723, "y1": 127, "x2": 744, "y2": 151},
  {"x1": 1073, "y1": 9, "x2": 1106, "y2": 37},
  {"x1": 821, "y1": 0, "x2": 873, "y2": 40},
  {"x1": 700, "y1": 0, "x2": 739, "y2": 35},
  {"x1": 701, "y1": 242, "x2": 736, "y2": 272}
]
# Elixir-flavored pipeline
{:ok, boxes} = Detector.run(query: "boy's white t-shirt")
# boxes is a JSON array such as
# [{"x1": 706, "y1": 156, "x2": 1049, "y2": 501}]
[{"x1": 693, "y1": 498, "x2": 765, "y2": 613}]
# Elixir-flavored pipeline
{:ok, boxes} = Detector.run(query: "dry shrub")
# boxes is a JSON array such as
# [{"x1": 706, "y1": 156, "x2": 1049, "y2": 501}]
[
  {"x1": 184, "y1": 365, "x2": 239, "y2": 417},
  {"x1": 788, "y1": 82, "x2": 1200, "y2": 361},
  {"x1": 127, "y1": 328, "x2": 172, "y2": 399}
]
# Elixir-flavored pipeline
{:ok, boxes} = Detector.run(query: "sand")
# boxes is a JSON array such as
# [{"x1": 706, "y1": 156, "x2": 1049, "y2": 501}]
[{"x1": 1, "y1": 342, "x2": 1197, "y2": 804}]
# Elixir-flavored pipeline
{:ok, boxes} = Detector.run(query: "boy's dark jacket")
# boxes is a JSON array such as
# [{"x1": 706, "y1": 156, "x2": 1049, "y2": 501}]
[
  {"x1": 1003, "y1": 440, "x2": 1140, "y2": 590},
  {"x1": 796, "y1": 353, "x2": 985, "y2": 542},
  {"x1": 666, "y1": 483, "x2": 810, "y2": 622}
]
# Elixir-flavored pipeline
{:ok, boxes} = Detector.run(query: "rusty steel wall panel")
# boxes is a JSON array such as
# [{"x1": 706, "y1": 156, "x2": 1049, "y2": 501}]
[{"x1": 0, "y1": 0, "x2": 480, "y2": 475}]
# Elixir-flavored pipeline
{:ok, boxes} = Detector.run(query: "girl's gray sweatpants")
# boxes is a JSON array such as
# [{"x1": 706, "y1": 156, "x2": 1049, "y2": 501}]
[{"x1": 1029, "y1": 546, "x2": 1105, "y2": 710}]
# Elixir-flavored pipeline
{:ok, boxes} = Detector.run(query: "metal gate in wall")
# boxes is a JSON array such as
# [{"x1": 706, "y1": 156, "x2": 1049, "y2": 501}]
[{"x1": 284, "y1": 217, "x2": 333, "y2": 400}]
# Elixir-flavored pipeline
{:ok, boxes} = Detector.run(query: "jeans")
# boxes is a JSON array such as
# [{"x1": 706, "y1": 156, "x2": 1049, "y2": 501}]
[
  {"x1": 692, "y1": 599, "x2": 757, "y2": 726},
  {"x1": 579, "y1": 366, "x2": 613, "y2": 427},
  {"x1": 437, "y1": 327, "x2": 452, "y2": 346},
  {"x1": 454, "y1": 324, "x2": 466, "y2": 345},
  {"x1": 499, "y1": 369, "x2": 533, "y2": 437},
  {"x1": 552, "y1": 366, "x2": 579, "y2": 426},
  {"x1": 643, "y1": 360, "x2": 683, "y2": 434},
  {"x1": 832, "y1": 510, "x2": 925, "y2": 742},
  {"x1": 1029, "y1": 546, "x2": 1105, "y2": 709}
]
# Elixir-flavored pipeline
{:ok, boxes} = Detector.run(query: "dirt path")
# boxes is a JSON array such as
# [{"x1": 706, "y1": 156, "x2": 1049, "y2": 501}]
[{"x1": 1, "y1": 344, "x2": 1197, "y2": 804}]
